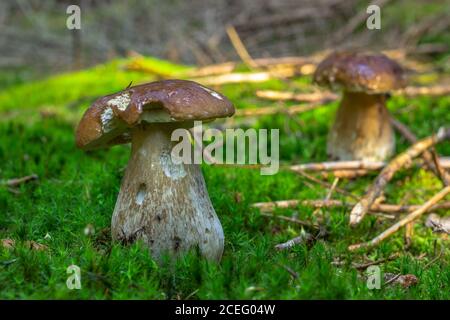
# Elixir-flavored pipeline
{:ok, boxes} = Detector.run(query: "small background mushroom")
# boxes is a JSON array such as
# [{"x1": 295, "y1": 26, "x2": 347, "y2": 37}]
[{"x1": 313, "y1": 51, "x2": 407, "y2": 161}]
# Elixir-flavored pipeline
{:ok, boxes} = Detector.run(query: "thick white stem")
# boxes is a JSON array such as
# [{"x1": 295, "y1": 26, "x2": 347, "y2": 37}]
[
  {"x1": 327, "y1": 91, "x2": 395, "y2": 161},
  {"x1": 111, "y1": 124, "x2": 224, "y2": 262}
]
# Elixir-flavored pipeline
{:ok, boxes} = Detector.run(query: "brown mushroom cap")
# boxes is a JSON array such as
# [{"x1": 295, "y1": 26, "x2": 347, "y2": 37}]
[
  {"x1": 313, "y1": 51, "x2": 406, "y2": 93},
  {"x1": 76, "y1": 79, "x2": 235, "y2": 150}
]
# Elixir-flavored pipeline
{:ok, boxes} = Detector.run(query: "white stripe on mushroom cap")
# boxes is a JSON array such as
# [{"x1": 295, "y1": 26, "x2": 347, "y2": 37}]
[
  {"x1": 201, "y1": 86, "x2": 223, "y2": 100},
  {"x1": 107, "y1": 92, "x2": 131, "y2": 111},
  {"x1": 101, "y1": 107, "x2": 115, "y2": 133}
]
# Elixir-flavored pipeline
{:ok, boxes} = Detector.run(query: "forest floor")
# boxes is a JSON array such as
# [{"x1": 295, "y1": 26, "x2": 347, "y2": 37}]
[{"x1": 0, "y1": 55, "x2": 449, "y2": 299}]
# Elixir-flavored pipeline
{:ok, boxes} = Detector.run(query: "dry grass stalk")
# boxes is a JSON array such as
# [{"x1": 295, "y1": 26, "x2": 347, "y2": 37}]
[
  {"x1": 350, "y1": 128, "x2": 450, "y2": 226},
  {"x1": 274, "y1": 232, "x2": 314, "y2": 250},
  {"x1": 349, "y1": 186, "x2": 450, "y2": 251},
  {"x1": 391, "y1": 118, "x2": 450, "y2": 186},
  {"x1": 256, "y1": 90, "x2": 338, "y2": 102},
  {"x1": 226, "y1": 25, "x2": 258, "y2": 69},
  {"x1": 289, "y1": 160, "x2": 386, "y2": 172},
  {"x1": 252, "y1": 199, "x2": 450, "y2": 214},
  {"x1": 395, "y1": 84, "x2": 450, "y2": 97},
  {"x1": 1, "y1": 174, "x2": 38, "y2": 187}
]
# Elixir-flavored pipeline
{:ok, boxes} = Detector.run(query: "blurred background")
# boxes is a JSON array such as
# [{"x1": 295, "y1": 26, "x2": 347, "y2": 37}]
[{"x1": 1, "y1": 0, "x2": 448, "y2": 77}]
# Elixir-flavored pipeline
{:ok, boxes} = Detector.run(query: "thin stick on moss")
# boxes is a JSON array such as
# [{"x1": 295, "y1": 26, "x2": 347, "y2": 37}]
[
  {"x1": 255, "y1": 90, "x2": 338, "y2": 103},
  {"x1": 295, "y1": 170, "x2": 358, "y2": 200},
  {"x1": 352, "y1": 253, "x2": 400, "y2": 270},
  {"x1": 348, "y1": 186, "x2": 450, "y2": 251},
  {"x1": 274, "y1": 232, "x2": 314, "y2": 250},
  {"x1": 395, "y1": 84, "x2": 450, "y2": 97},
  {"x1": 405, "y1": 222, "x2": 414, "y2": 247},
  {"x1": 226, "y1": 25, "x2": 258, "y2": 69},
  {"x1": 312, "y1": 177, "x2": 340, "y2": 216},
  {"x1": 1, "y1": 174, "x2": 38, "y2": 187},
  {"x1": 211, "y1": 157, "x2": 450, "y2": 171},
  {"x1": 350, "y1": 127, "x2": 450, "y2": 226},
  {"x1": 289, "y1": 160, "x2": 386, "y2": 172},
  {"x1": 251, "y1": 199, "x2": 450, "y2": 214},
  {"x1": 391, "y1": 118, "x2": 450, "y2": 186}
]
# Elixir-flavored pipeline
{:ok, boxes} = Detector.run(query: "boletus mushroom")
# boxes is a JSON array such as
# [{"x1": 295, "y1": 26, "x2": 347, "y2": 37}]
[
  {"x1": 313, "y1": 51, "x2": 406, "y2": 161},
  {"x1": 76, "y1": 80, "x2": 235, "y2": 262}
]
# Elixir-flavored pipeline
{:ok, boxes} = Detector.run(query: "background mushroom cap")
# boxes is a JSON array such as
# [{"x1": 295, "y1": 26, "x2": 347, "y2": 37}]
[
  {"x1": 75, "y1": 79, "x2": 235, "y2": 150},
  {"x1": 313, "y1": 51, "x2": 406, "y2": 93}
]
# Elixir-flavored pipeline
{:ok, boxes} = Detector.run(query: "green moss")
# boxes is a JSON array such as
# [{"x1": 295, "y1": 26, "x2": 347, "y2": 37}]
[{"x1": 0, "y1": 55, "x2": 448, "y2": 299}]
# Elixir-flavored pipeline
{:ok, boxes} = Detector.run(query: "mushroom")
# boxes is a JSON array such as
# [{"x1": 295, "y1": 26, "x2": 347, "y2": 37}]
[
  {"x1": 76, "y1": 79, "x2": 235, "y2": 262},
  {"x1": 313, "y1": 51, "x2": 406, "y2": 161}
]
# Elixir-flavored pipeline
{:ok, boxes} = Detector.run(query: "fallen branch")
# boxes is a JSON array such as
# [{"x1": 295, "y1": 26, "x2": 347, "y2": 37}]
[
  {"x1": 1, "y1": 174, "x2": 38, "y2": 187},
  {"x1": 274, "y1": 232, "x2": 314, "y2": 250},
  {"x1": 193, "y1": 65, "x2": 313, "y2": 86},
  {"x1": 352, "y1": 253, "x2": 400, "y2": 270},
  {"x1": 289, "y1": 160, "x2": 386, "y2": 172},
  {"x1": 184, "y1": 62, "x2": 237, "y2": 77},
  {"x1": 321, "y1": 169, "x2": 371, "y2": 179},
  {"x1": 256, "y1": 90, "x2": 338, "y2": 103},
  {"x1": 350, "y1": 128, "x2": 450, "y2": 226},
  {"x1": 252, "y1": 199, "x2": 450, "y2": 214},
  {"x1": 290, "y1": 158, "x2": 450, "y2": 173},
  {"x1": 193, "y1": 71, "x2": 276, "y2": 86},
  {"x1": 348, "y1": 186, "x2": 450, "y2": 251},
  {"x1": 254, "y1": 84, "x2": 450, "y2": 104},
  {"x1": 395, "y1": 84, "x2": 450, "y2": 97},
  {"x1": 391, "y1": 118, "x2": 450, "y2": 186},
  {"x1": 226, "y1": 25, "x2": 258, "y2": 69}
]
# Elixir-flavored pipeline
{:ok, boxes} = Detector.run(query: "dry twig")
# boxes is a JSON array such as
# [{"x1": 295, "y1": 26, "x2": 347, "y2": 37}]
[
  {"x1": 1, "y1": 174, "x2": 38, "y2": 187},
  {"x1": 274, "y1": 232, "x2": 314, "y2": 251},
  {"x1": 252, "y1": 199, "x2": 450, "y2": 214},
  {"x1": 289, "y1": 160, "x2": 386, "y2": 172},
  {"x1": 256, "y1": 90, "x2": 338, "y2": 103},
  {"x1": 226, "y1": 25, "x2": 258, "y2": 69},
  {"x1": 352, "y1": 253, "x2": 400, "y2": 270},
  {"x1": 349, "y1": 186, "x2": 450, "y2": 251},
  {"x1": 350, "y1": 128, "x2": 450, "y2": 226},
  {"x1": 395, "y1": 84, "x2": 450, "y2": 97},
  {"x1": 391, "y1": 118, "x2": 450, "y2": 186}
]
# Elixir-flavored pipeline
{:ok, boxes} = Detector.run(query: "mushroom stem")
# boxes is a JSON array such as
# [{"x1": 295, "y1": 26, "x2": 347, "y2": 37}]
[
  {"x1": 111, "y1": 123, "x2": 224, "y2": 262},
  {"x1": 327, "y1": 91, "x2": 395, "y2": 161}
]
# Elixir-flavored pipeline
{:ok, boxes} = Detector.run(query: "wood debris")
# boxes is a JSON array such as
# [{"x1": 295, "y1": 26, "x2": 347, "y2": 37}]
[
  {"x1": 350, "y1": 128, "x2": 450, "y2": 226},
  {"x1": 349, "y1": 186, "x2": 450, "y2": 251},
  {"x1": 425, "y1": 213, "x2": 450, "y2": 234}
]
